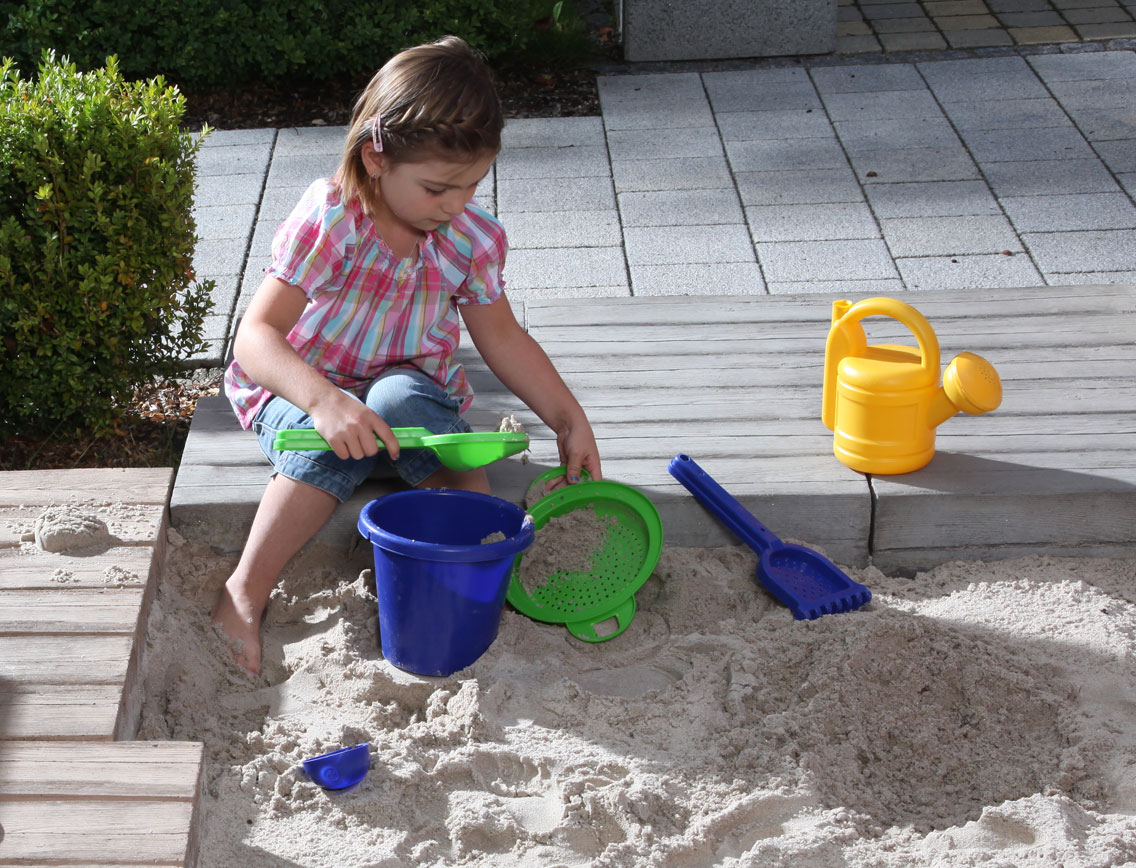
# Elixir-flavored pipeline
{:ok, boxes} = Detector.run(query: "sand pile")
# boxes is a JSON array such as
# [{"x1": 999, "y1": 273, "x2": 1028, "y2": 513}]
[
  {"x1": 32, "y1": 504, "x2": 112, "y2": 553},
  {"x1": 138, "y1": 530, "x2": 1136, "y2": 867}
]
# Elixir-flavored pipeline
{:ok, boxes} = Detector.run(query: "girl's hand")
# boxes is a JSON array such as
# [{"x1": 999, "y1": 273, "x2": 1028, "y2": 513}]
[
  {"x1": 309, "y1": 390, "x2": 401, "y2": 461},
  {"x1": 558, "y1": 419, "x2": 602, "y2": 485}
]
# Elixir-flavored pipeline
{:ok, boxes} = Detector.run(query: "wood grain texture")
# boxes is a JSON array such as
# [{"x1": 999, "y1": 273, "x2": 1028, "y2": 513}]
[
  {"x1": 0, "y1": 469, "x2": 201, "y2": 868},
  {"x1": 0, "y1": 741, "x2": 204, "y2": 799},
  {"x1": 172, "y1": 287, "x2": 1136, "y2": 571},
  {"x1": 0, "y1": 685, "x2": 123, "y2": 740},
  {"x1": 0, "y1": 800, "x2": 195, "y2": 864}
]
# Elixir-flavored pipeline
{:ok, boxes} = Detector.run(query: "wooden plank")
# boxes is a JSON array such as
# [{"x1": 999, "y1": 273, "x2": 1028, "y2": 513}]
[
  {"x1": 469, "y1": 347, "x2": 1136, "y2": 377},
  {"x1": 463, "y1": 379, "x2": 1136, "y2": 424},
  {"x1": 0, "y1": 800, "x2": 194, "y2": 864},
  {"x1": 0, "y1": 588, "x2": 146, "y2": 634},
  {"x1": 480, "y1": 411, "x2": 1133, "y2": 454},
  {"x1": 873, "y1": 494, "x2": 1136, "y2": 547},
  {"x1": 168, "y1": 462, "x2": 267, "y2": 551},
  {"x1": 178, "y1": 427, "x2": 265, "y2": 469},
  {"x1": 530, "y1": 323, "x2": 1133, "y2": 357},
  {"x1": 0, "y1": 635, "x2": 133, "y2": 685},
  {"x1": 0, "y1": 467, "x2": 172, "y2": 507},
  {"x1": 870, "y1": 451, "x2": 1136, "y2": 571},
  {"x1": 0, "y1": 546, "x2": 156, "y2": 591},
  {"x1": 527, "y1": 311, "x2": 1131, "y2": 345},
  {"x1": 871, "y1": 449, "x2": 1136, "y2": 495},
  {"x1": 0, "y1": 503, "x2": 165, "y2": 549},
  {"x1": 523, "y1": 285, "x2": 1136, "y2": 326},
  {"x1": 874, "y1": 407, "x2": 1136, "y2": 435},
  {"x1": 0, "y1": 685, "x2": 122, "y2": 740},
  {"x1": 562, "y1": 382, "x2": 1126, "y2": 416},
  {"x1": 0, "y1": 741, "x2": 203, "y2": 799}
]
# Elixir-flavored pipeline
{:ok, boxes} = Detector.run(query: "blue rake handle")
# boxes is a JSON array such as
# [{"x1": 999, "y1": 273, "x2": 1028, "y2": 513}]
[{"x1": 667, "y1": 454, "x2": 782, "y2": 552}]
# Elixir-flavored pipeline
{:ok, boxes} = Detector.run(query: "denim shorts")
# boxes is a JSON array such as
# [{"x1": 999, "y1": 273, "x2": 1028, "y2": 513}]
[{"x1": 252, "y1": 368, "x2": 472, "y2": 501}]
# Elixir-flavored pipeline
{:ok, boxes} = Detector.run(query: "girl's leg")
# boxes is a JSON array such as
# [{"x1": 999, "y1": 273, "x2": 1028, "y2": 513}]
[
  {"x1": 418, "y1": 465, "x2": 491, "y2": 493},
  {"x1": 215, "y1": 373, "x2": 487, "y2": 674},
  {"x1": 213, "y1": 395, "x2": 367, "y2": 676},
  {"x1": 366, "y1": 369, "x2": 490, "y2": 493},
  {"x1": 211, "y1": 474, "x2": 337, "y2": 675}
]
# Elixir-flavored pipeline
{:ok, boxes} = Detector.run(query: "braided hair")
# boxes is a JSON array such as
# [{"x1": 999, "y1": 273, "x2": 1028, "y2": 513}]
[{"x1": 336, "y1": 36, "x2": 504, "y2": 217}]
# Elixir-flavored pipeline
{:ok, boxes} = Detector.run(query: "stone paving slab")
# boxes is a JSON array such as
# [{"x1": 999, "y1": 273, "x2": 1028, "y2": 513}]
[{"x1": 836, "y1": 0, "x2": 1136, "y2": 55}]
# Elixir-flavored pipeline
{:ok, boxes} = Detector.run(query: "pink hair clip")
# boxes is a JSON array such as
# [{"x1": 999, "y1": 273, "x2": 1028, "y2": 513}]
[{"x1": 370, "y1": 114, "x2": 383, "y2": 153}]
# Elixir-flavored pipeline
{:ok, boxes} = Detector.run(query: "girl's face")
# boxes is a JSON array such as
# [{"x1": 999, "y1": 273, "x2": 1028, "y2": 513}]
[{"x1": 364, "y1": 149, "x2": 496, "y2": 234}]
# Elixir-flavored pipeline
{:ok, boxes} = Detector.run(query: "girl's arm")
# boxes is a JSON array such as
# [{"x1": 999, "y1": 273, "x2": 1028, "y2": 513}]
[
  {"x1": 234, "y1": 276, "x2": 401, "y2": 460},
  {"x1": 460, "y1": 294, "x2": 601, "y2": 483}
]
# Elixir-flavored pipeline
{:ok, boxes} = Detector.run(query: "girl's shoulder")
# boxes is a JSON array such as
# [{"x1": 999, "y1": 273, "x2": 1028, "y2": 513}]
[
  {"x1": 287, "y1": 179, "x2": 359, "y2": 229},
  {"x1": 275, "y1": 179, "x2": 364, "y2": 251},
  {"x1": 432, "y1": 203, "x2": 507, "y2": 264}
]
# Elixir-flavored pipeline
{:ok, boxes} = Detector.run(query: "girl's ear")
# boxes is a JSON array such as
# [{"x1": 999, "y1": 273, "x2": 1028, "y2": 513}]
[{"x1": 360, "y1": 144, "x2": 388, "y2": 179}]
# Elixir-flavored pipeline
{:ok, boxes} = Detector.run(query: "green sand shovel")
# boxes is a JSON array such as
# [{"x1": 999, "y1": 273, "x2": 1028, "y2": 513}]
[{"x1": 272, "y1": 427, "x2": 529, "y2": 472}]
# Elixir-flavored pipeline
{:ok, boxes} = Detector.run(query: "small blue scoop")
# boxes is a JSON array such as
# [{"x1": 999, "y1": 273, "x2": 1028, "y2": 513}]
[
  {"x1": 668, "y1": 454, "x2": 871, "y2": 620},
  {"x1": 302, "y1": 743, "x2": 370, "y2": 790}
]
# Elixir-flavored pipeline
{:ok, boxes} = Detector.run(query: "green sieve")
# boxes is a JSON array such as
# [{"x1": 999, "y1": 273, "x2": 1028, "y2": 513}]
[{"x1": 507, "y1": 469, "x2": 663, "y2": 643}]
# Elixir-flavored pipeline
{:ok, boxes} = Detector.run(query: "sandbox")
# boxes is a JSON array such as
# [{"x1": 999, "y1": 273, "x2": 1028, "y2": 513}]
[{"x1": 137, "y1": 528, "x2": 1136, "y2": 867}]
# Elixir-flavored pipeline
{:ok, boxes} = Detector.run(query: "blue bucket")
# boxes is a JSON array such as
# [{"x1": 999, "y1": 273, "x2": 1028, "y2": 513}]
[{"x1": 357, "y1": 490, "x2": 534, "y2": 677}]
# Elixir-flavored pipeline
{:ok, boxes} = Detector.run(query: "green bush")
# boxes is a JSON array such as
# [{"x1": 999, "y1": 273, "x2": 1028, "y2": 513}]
[
  {"x1": 0, "y1": 0, "x2": 544, "y2": 90},
  {"x1": 0, "y1": 52, "x2": 213, "y2": 435}
]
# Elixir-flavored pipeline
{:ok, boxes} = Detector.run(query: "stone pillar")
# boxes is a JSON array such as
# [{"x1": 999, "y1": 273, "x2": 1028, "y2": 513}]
[{"x1": 618, "y1": 0, "x2": 837, "y2": 62}]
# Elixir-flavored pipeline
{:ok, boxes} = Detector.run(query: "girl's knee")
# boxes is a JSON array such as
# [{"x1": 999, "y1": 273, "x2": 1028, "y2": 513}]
[{"x1": 364, "y1": 370, "x2": 461, "y2": 431}]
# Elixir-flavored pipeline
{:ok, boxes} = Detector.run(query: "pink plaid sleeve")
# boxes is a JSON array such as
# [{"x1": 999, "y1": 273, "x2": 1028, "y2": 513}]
[
  {"x1": 449, "y1": 205, "x2": 507, "y2": 306},
  {"x1": 265, "y1": 180, "x2": 352, "y2": 298}
]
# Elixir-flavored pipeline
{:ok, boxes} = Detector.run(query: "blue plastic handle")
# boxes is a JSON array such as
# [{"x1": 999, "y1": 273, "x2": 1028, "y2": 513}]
[{"x1": 667, "y1": 454, "x2": 781, "y2": 554}]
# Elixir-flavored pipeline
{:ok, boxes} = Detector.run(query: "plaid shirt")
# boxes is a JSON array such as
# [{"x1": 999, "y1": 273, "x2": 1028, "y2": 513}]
[{"x1": 224, "y1": 179, "x2": 506, "y2": 429}]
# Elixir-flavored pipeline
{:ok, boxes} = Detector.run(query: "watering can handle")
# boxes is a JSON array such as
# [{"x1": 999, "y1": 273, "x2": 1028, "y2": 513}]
[
  {"x1": 668, "y1": 454, "x2": 780, "y2": 553},
  {"x1": 832, "y1": 297, "x2": 940, "y2": 372},
  {"x1": 821, "y1": 297, "x2": 942, "y2": 430}
]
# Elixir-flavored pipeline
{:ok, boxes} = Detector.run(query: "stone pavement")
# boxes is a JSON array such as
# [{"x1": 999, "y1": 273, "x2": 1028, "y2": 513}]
[
  {"x1": 837, "y1": 0, "x2": 1136, "y2": 55},
  {"x1": 189, "y1": 42, "x2": 1136, "y2": 368}
]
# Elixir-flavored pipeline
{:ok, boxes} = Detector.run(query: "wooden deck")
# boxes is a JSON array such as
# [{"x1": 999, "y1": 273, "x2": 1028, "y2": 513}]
[
  {"x1": 0, "y1": 469, "x2": 203, "y2": 867},
  {"x1": 172, "y1": 285, "x2": 1136, "y2": 572}
]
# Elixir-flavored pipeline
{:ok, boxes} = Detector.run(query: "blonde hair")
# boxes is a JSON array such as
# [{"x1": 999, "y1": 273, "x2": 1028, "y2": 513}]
[{"x1": 336, "y1": 36, "x2": 504, "y2": 216}]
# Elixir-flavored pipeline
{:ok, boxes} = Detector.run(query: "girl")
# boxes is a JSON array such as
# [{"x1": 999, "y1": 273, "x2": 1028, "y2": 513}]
[{"x1": 212, "y1": 36, "x2": 602, "y2": 675}]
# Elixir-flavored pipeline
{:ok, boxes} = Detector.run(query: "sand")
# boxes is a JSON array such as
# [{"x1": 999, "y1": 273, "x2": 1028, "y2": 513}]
[
  {"x1": 33, "y1": 504, "x2": 112, "y2": 553},
  {"x1": 138, "y1": 528, "x2": 1136, "y2": 867},
  {"x1": 516, "y1": 510, "x2": 615, "y2": 596}
]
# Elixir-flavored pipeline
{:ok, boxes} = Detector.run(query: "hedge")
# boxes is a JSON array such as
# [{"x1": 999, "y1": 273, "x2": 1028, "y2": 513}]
[
  {"x1": 0, "y1": 0, "x2": 543, "y2": 90},
  {"x1": 0, "y1": 52, "x2": 213, "y2": 434}
]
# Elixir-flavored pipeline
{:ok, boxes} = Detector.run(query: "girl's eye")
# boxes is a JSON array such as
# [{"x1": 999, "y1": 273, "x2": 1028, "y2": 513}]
[{"x1": 425, "y1": 188, "x2": 445, "y2": 196}]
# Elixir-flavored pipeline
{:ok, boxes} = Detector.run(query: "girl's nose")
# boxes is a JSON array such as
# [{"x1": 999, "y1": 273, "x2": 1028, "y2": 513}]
[{"x1": 444, "y1": 188, "x2": 473, "y2": 217}]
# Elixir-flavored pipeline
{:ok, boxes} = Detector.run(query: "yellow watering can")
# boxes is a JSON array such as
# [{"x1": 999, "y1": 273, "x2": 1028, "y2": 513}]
[{"x1": 821, "y1": 297, "x2": 1002, "y2": 474}]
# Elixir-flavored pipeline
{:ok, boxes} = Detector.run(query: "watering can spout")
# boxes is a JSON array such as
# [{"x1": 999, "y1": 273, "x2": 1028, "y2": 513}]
[{"x1": 929, "y1": 351, "x2": 1004, "y2": 427}]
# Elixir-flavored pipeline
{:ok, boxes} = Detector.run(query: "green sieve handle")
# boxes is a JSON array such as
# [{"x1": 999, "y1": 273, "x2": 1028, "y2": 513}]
[{"x1": 566, "y1": 596, "x2": 637, "y2": 643}]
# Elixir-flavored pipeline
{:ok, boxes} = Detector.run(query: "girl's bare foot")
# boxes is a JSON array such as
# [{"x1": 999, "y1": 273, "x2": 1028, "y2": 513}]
[{"x1": 211, "y1": 580, "x2": 264, "y2": 676}]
